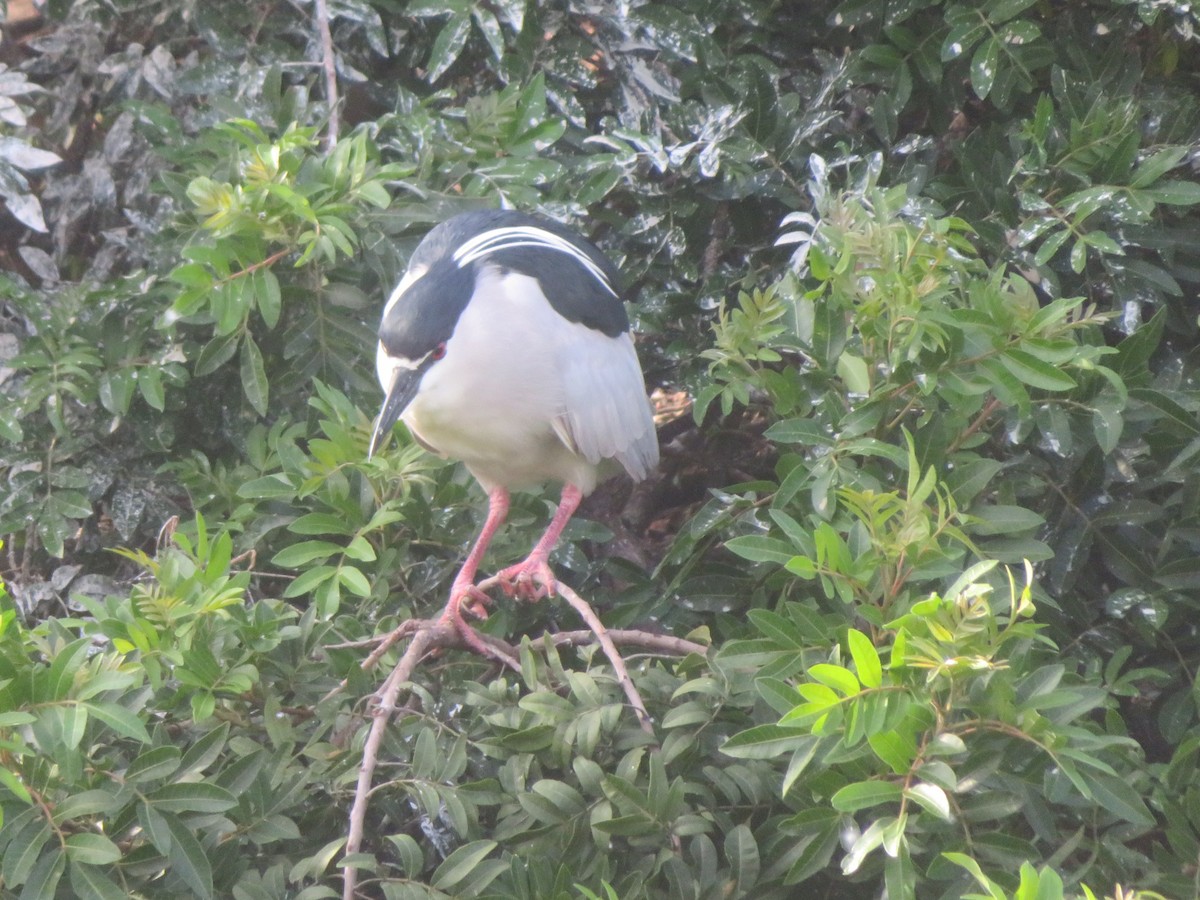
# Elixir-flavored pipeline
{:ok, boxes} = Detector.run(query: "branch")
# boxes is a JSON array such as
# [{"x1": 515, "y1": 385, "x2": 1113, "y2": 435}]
[
  {"x1": 550, "y1": 628, "x2": 708, "y2": 658},
  {"x1": 312, "y1": 0, "x2": 339, "y2": 152},
  {"x1": 557, "y1": 582, "x2": 657, "y2": 737},
  {"x1": 342, "y1": 621, "x2": 448, "y2": 900}
]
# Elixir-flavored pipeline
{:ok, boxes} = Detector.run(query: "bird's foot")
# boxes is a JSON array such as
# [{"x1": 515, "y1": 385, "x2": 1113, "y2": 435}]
[
  {"x1": 437, "y1": 582, "x2": 504, "y2": 661},
  {"x1": 497, "y1": 556, "x2": 556, "y2": 601},
  {"x1": 441, "y1": 580, "x2": 492, "y2": 623}
]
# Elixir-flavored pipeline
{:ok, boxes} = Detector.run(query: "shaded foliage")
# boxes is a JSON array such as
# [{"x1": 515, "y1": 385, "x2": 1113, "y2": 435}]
[{"x1": 1, "y1": 0, "x2": 1199, "y2": 898}]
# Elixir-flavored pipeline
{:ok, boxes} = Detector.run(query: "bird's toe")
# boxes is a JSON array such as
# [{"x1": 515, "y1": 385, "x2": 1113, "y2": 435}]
[
  {"x1": 446, "y1": 582, "x2": 493, "y2": 620},
  {"x1": 498, "y1": 558, "x2": 557, "y2": 601}
]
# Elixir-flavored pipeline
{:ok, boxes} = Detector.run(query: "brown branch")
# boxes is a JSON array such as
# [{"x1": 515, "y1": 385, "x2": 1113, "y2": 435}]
[
  {"x1": 947, "y1": 394, "x2": 1003, "y2": 454},
  {"x1": 549, "y1": 628, "x2": 708, "y2": 658},
  {"x1": 556, "y1": 583, "x2": 657, "y2": 737},
  {"x1": 312, "y1": 0, "x2": 339, "y2": 152},
  {"x1": 344, "y1": 625, "x2": 436, "y2": 899}
]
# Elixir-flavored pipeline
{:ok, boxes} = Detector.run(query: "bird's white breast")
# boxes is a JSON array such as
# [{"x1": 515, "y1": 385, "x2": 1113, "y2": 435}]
[{"x1": 402, "y1": 268, "x2": 610, "y2": 492}]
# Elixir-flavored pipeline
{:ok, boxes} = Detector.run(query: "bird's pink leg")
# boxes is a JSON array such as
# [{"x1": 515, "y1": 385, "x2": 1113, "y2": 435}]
[
  {"x1": 440, "y1": 487, "x2": 508, "y2": 649},
  {"x1": 498, "y1": 483, "x2": 583, "y2": 600}
]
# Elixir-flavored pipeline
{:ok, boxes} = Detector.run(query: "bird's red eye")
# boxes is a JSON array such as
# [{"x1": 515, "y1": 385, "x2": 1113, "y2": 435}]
[{"x1": 431, "y1": 342, "x2": 447, "y2": 361}]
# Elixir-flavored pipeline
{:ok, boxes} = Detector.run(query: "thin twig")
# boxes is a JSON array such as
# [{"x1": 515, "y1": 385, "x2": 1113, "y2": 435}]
[
  {"x1": 361, "y1": 618, "x2": 422, "y2": 670},
  {"x1": 556, "y1": 583, "x2": 657, "y2": 738},
  {"x1": 312, "y1": 0, "x2": 339, "y2": 151},
  {"x1": 550, "y1": 628, "x2": 708, "y2": 658},
  {"x1": 342, "y1": 622, "x2": 444, "y2": 900}
]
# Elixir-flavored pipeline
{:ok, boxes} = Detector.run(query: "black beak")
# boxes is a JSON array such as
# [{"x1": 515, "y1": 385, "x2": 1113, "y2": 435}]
[{"x1": 368, "y1": 360, "x2": 431, "y2": 458}]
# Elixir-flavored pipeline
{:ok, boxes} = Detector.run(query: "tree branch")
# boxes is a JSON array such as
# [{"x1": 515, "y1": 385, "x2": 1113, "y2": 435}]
[
  {"x1": 556, "y1": 582, "x2": 657, "y2": 737},
  {"x1": 312, "y1": 0, "x2": 339, "y2": 152}
]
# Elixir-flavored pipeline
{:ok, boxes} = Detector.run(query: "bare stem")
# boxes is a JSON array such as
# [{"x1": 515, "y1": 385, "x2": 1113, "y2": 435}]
[
  {"x1": 312, "y1": 0, "x2": 339, "y2": 151},
  {"x1": 557, "y1": 582, "x2": 657, "y2": 738}
]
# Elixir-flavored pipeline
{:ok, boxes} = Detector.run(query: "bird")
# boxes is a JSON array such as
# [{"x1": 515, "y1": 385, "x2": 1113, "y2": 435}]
[{"x1": 369, "y1": 209, "x2": 659, "y2": 653}]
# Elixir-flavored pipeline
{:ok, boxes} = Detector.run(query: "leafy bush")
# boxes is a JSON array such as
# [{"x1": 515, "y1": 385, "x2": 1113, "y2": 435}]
[{"x1": 2, "y1": 0, "x2": 1200, "y2": 898}]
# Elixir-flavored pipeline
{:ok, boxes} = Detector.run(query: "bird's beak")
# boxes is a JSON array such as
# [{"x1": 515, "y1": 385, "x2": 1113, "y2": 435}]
[{"x1": 368, "y1": 363, "x2": 426, "y2": 458}]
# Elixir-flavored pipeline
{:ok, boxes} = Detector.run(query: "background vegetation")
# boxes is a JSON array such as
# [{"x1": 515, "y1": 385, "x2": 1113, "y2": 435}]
[{"x1": 1, "y1": 0, "x2": 1199, "y2": 897}]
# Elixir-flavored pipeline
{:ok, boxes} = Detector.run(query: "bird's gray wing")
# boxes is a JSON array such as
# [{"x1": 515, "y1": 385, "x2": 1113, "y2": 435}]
[{"x1": 552, "y1": 328, "x2": 659, "y2": 481}]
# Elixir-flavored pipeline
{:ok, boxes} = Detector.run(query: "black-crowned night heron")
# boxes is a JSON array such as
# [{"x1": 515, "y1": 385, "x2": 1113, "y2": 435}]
[{"x1": 369, "y1": 209, "x2": 659, "y2": 646}]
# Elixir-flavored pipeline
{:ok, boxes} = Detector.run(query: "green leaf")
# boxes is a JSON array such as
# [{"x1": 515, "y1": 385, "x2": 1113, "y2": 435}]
[
  {"x1": 1130, "y1": 388, "x2": 1200, "y2": 437},
  {"x1": 969, "y1": 504, "x2": 1043, "y2": 535},
  {"x1": 147, "y1": 782, "x2": 238, "y2": 813},
  {"x1": 1129, "y1": 146, "x2": 1188, "y2": 188},
  {"x1": 867, "y1": 730, "x2": 916, "y2": 775},
  {"x1": 426, "y1": 13, "x2": 471, "y2": 82},
  {"x1": 177, "y1": 723, "x2": 229, "y2": 778},
  {"x1": 237, "y1": 474, "x2": 297, "y2": 499},
  {"x1": 725, "y1": 825, "x2": 760, "y2": 894},
  {"x1": 137, "y1": 802, "x2": 173, "y2": 855},
  {"x1": 0, "y1": 765, "x2": 33, "y2": 804},
  {"x1": 783, "y1": 811, "x2": 840, "y2": 883},
  {"x1": 999, "y1": 349, "x2": 1076, "y2": 391},
  {"x1": 51, "y1": 789, "x2": 118, "y2": 822},
  {"x1": 746, "y1": 609, "x2": 806, "y2": 648},
  {"x1": 213, "y1": 281, "x2": 249, "y2": 335},
  {"x1": 841, "y1": 815, "x2": 896, "y2": 874},
  {"x1": 194, "y1": 333, "x2": 239, "y2": 376},
  {"x1": 255, "y1": 269, "x2": 282, "y2": 328},
  {"x1": 986, "y1": 0, "x2": 1038, "y2": 23},
  {"x1": 1078, "y1": 770, "x2": 1155, "y2": 826},
  {"x1": 385, "y1": 834, "x2": 423, "y2": 877},
  {"x1": 847, "y1": 629, "x2": 882, "y2": 688},
  {"x1": 830, "y1": 780, "x2": 902, "y2": 812},
  {"x1": 430, "y1": 840, "x2": 497, "y2": 891},
  {"x1": 64, "y1": 834, "x2": 121, "y2": 866},
  {"x1": 289, "y1": 513, "x2": 354, "y2": 536},
  {"x1": 45, "y1": 638, "x2": 90, "y2": 700},
  {"x1": 1092, "y1": 401, "x2": 1123, "y2": 454},
  {"x1": 283, "y1": 564, "x2": 338, "y2": 598},
  {"x1": 3, "y1": 814, "x2": 51, "y2": 886},
  {"x1": 137, "y1": 367, "x2": 165, "y2": 411},
  {"x1": 943, "y1": 852, "x2": 1006, "y2": 898},
  {"x1": 342, "y1": 535, "x2": 377, "y2": 562},
  {"x1": 970, "y1": 36, "x2": 999, "y2": 99},
  {"x1": 160, "y1": 809, "x2": 215, "y2": 899},
  {"x1": 240, "y1": 336, "x2": 269, "y2": 416},
  {"x1": 82, "y1": 702, "x2": 152, "y2": 743},
  {"x1": 67, "y1": 861, "x2": 127, "y2": 900},
  {"x1": 471, "y1": 7, "x2": 504, "y2": 61},
  {"x1": 725, "y1": 535, "x2": 796, "y2": 565},
  {"x1": 98, "y1": 370, "x2": 134, "y2": 415},
  {"x1": 808, "y1": 663, "x2": 860, "y2": 697},
  {"x1": 126, "y1": 746, "x2": 183, "y2": 784},
  {"x1": 338, "y1": 565, "x2": 372, "y2": 597},
  {"x1": 271, "y1": 540, "x2": 344, "y2": 568},
  {"x1": 905, "y1": 783, "x2": 952, "y2": 821},
  {"x1": 1142, "y1": 179, "x2": 1200, "y2": 205},
  {"x1": 50, "y1": 490, "x2": 93, "y2": 519},
  {"x1": 721, "y1": 726, "x2": 816, "y2": 760},
  {"x1": 19, "y1": 847, "x2": 65, "y2": 900},
  {"x1": 168, "y1": 262, "x2": 213, "y2": 289}
]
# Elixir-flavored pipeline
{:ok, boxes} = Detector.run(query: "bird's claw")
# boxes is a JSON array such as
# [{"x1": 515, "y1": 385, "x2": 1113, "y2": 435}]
[
  {"x1": 442, "y1": 582, "x2": 492, "y2": 623},
  {"x1": 497, "y1": 558, "x2": 557, "y2": 601}
]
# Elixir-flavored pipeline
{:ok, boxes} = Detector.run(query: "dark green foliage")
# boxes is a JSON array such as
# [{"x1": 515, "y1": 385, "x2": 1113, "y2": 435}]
[{"x1": 1, "y1": 0, "x2": 1199, "y2": 898}]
